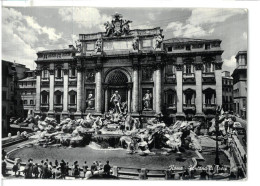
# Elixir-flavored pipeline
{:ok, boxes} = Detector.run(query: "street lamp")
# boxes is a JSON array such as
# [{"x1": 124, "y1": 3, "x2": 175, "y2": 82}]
[{"x1": 215, "y1": 105, "x2": 222, "y2": 165}]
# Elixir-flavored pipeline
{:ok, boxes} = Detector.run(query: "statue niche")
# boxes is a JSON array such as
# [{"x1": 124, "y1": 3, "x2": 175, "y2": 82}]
[{"x1": 86, "y1": 91, "x2": 95, "y2": 110}]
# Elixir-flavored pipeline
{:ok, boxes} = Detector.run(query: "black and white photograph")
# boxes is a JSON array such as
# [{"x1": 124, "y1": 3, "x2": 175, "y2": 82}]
[{"x1": 1, "y1": 1, "x2": 250, "y2": 181}]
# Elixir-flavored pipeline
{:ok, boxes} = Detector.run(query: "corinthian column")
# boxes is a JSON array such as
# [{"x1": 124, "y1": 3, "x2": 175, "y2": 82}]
[
  {"x1": 35, "y1": 69, "x2": 41, "y2": 115},
  {"x1": 155, "y1": 63, "x2": 162, "y2": 114},
  {"x1": 175, "y1": 62, "x2": 185, "y2": 117},
  {"x1": 48, "y1": 68, "x2": 55, "y2": 117},
  {"x1": 215, "y1": 62, "x2": 223, "y2": 107},
  {"x1": 62, "y1": 67, "x2": 69, "y2": 118},
  {"x1": 194, "y1": 61, "x2": 204, "y2": 118},
  {"x1": 75, "y1": 66, "x2": 83, "y2": 116},
  {"x1": 132, "y1": 64, "x2": 139, "y2": 113},
  {"x1": 95, "y1": 65, "x2": 102, "y2": 113}
]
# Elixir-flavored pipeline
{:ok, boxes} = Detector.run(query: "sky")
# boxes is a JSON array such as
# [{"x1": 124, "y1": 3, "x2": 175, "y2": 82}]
[{"x1": 2, "y1": 7, "x2": 247, "y2": 72}]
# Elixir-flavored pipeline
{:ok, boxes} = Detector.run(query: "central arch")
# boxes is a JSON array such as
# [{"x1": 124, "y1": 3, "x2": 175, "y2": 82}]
[{"x1": 104, "y1": 68, "x2": 132, "y2": 112}]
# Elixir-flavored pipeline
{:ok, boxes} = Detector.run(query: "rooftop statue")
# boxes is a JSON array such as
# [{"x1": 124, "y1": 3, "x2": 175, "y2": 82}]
[
  {"x1": 75, "y1": 40, "x2": 82, "y2": 53},
  {"x1": 104, "y1": 13, "x2": 132, "y2": 37},
  {"x1": 95, "y1": 38, "x2": 102, "y2": 53},
  {"x1": 132, "y1": 36, "x2": 139, "y2": 51}
]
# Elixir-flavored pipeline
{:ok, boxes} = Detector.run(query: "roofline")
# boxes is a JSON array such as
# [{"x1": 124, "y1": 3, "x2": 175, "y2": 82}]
[{"x1": 235, "y1": 51, "x2": 247, "y2": 59}]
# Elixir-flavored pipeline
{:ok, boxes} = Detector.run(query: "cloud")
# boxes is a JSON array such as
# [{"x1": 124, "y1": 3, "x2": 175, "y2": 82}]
[
  {"x1": 166, "y1": 22, "x2": 212, "y2": 37},
  {"x1": 2, "y1": 8, "x2": 63, "y2": 69},
  {"x1": 223, "y1": 55, "x2": 237, "y2": 72},
  {"x1": 166, "y1": 8, "x2": 245, "y2": 38},
  {"x1": 188, "y1": 8, "x2": 245, "y2": 26},
  {"x1": 58, "y1": 7, "x2": 110, "y2": 31}
]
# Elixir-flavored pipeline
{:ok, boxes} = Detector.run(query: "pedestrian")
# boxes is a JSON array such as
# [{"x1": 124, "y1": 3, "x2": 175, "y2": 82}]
[
  {"x1": 12, "y1": 163, "x2": 19, "y2": 176},
  {"x1": 42, "y1": 162, "x2": 49, "y2": 179},
  {"x1": 2, "y1": 161, "x2": 7, "y2": 176},
  {"x1": 59, "y1": 161, "x2": 66, "y2": 179},
  {"x1": 25, "y1": 161, "x2": 33, "y2": 179},
  {"x1": 73, "y1": 161, "x2": 80, "y2": 178},
  {"x1": 91, "y1": 162, "x2": 97, "y2": 175},
  {"x1": 39, "y1": 160, "x2": 44, "y2": 178},
  {"x1": 104, "y1": 161, "x2": 111, "y2": 176},
  {"x1": 55, "y1": 160, "x2": 59, "y2": 168},
  {"x1": 65, "y1": 162, "x2": 70, "y2": 176},
  {"x1": 48, "y1": 162, "x2": 53, "y2": 178},
  {"x1": 83, "y1": 161, "x2": 88, "y2": 177},
  {"x1": 200, "y1": 170, "x2": 208, "y2": 180},
  {"x1": 33, "y1": 163, "x2": 39, "y2": 178}
]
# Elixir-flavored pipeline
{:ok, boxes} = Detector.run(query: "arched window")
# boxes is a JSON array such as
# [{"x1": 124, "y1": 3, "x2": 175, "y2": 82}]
[
  {"x1": 183, "y1": 88, "x2": 196, "y2": 105},
  {"x1": 203, "y1": 88, "x2": 216, "y2": 105},
  {"x1": 165, "y1": 89, "x2": 176, "y2": 108},
  {"x1": 68, "y1": 90, "x2": 77, "y2": 105},
  {"x1": 54, "y1": 90, "x2": 63, "y2": 105},
  {"x1": 41, "y1": 90, "x2": 49, "y2": 104}
]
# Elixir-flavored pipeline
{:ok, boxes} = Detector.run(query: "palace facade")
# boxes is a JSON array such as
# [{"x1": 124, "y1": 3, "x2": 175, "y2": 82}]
[
  {"x1": 34, "y1": 14, "x2": 223, "y2": 122},
  {"x1": 232, "y1": 51, "x2": 247, "y2": 119}
]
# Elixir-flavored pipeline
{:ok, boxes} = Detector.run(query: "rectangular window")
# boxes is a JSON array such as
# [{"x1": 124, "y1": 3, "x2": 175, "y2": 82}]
[
  {"x1": 56, "y1": 95, "x2": 62, "y2": 104},
  {"x1": 168, "y1": 47, "x2": 172, "y2": 52},
  {"x1": 70, "y1": 94, "x2": 76, "y2": 104},
  {"x1": 205, "y1": 63, "x2": 211, "y2": 73},
  {"x1": 186, "y1": 45, "x2": 191, "y2": 51},
  {"x1": 71, "y1": 67, "x2": 76, "y2": 77},
  {"x1": 42, "y1": 95, "x2": 48, "y2": 104},
  {"x1": 30, "y1": 100, "x2": 34, "y2": 105},
  {"x1": 205, "y1": 44, "x2": 210, "y2": 50},
  {"x1": 186, "y1": 64, "x2": 192, "y2": 74},
  {"x1": 2, "y1": 91, "x2": 6, "y2": 101},
  {"x1": 24, "y1": 100, "x2": 27, "y2": 105},
  {"x1": 42, "y1": 70, "x2": 49, "y2": 79},
  {"x1": 56, "y1": 69, "x2": 62, "y2": 78}
]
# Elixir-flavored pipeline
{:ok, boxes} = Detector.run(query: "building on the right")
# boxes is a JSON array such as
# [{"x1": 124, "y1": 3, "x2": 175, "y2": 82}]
[
  {"x1": 232, "y1": 51, "x2": 247, "y2": 119},
  {"x1": 222, "y1": 71, "x2": 233, "y2": 112}
]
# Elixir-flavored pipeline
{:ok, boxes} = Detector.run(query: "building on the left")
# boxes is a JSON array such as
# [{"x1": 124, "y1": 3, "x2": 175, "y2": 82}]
[{"x1": 1, "y1": 60, "x2": 33, "y2": 137}]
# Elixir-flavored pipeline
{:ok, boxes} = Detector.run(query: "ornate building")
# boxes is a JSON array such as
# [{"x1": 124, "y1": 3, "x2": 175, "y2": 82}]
[
  {"x1": 2, "y1": 60, "x2": 29, "y2": 136},
  {"x1": 34, "y1": 13, "x2": 223, "y2": 122},
  {"x1": 222, "y1": 71, "x2": 233, "y2": 112},
  {"x1": 232, "y1": 51, "x2": 247, "y2": 119}
]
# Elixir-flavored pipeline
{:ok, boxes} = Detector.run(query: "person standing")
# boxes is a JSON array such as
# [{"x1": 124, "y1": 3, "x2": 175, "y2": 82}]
[
  {"x1": 91, "y1": 162, "x2": 97, "y2": 175},
  {"x1": 83, "y1": 161, "x2": 88, "y2": 177},
  {"x1": 33, "y1": 163, "x2": 39, "y2": 178},
  {"x1": 104, "y1": 161, "x2": 111, "y2": 176},
  {"x1": 39, "y1": 160, "x2": 44, "y2": 178}
]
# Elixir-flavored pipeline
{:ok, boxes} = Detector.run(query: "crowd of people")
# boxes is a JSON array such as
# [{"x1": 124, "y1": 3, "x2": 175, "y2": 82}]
[{"x1": 2, "y1": 156, "x2": 112, "y2": 179}]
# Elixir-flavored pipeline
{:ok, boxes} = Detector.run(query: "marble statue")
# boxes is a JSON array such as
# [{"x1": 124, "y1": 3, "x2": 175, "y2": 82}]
[
  {"x1": 75, "y1": 40, "x2": 82, "y2": 53},
  {"x1": 104, "y1": 21, "x2": 114, "y2": 37},
  {"x1": 95, "y1": 38, "x2": 102, "y2": 53},
  {"x1": 86, "y1": 93, "x2": 95, "y2": 109},
  {"x1": 110, "y1": 90, "x2": 122, "y2": 113},
  {"x1": 143, "y1": 90, "x2": 152, "y2": 110},
  {"x1": 132, "y1": 36, "x2": 139, "y2": 51},
  {"x1": 154, "y1": 34, "x2": 163, "y2": 49},
  {"x1": 122, "y1": 19, "x2": 132, "y2": 35}
]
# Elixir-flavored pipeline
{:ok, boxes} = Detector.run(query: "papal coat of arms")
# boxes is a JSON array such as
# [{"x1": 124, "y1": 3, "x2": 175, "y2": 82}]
[{"x1": 104, "y1": 12, "x2": 132, "y2": 37}]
